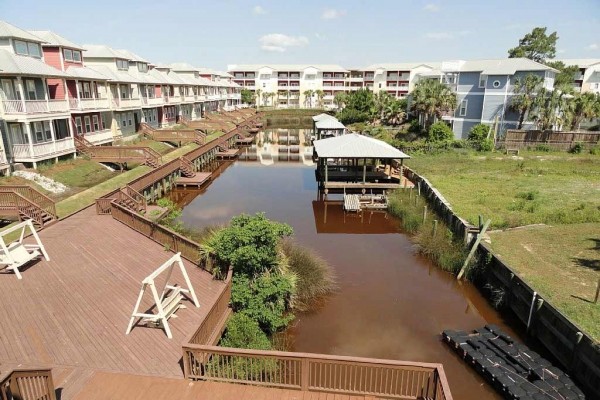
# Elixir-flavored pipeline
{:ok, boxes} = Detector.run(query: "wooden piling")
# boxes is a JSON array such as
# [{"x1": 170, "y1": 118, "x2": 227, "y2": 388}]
[
  {"x1": 433, "y1": 219, "x2": 438, "y2": 236},
  {"x1": 423, "y1": 205, "x2": 427, "y2": 222},
  {"x1": 594, "y1": 278, "x2": 600, "y2": 304}
]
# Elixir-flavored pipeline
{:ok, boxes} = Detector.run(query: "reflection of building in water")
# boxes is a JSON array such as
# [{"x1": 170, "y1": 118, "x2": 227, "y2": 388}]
[
  {"x1": 312, "y1": 200, "x2": 399, "y2": 234},
  {"x1": 238, "y1": 128, "x2": 314, "y2": 166},
  {"x1": 169, "y1": 161, "x2": 235, "y2": 208}
]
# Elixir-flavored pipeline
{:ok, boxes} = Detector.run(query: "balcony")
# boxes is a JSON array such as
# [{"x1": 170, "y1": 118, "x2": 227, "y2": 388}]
[
  {"x1": 0, "y1": 151, "x2": 6, "y2": 165},
  {"x1": 12, "y1": 137, "x2": 76, "y2": 162},
  {"x1": 83, "y1": 129, "x2": 113, "y2": 145},
  {"x1": 113, "y1": 97, "x2": 141, "y2": 110},
  {"x1": 1, "y1": 99, "x2": 70, "y2": 117},
  {"x1": 163, "y1": 96, "x2": 181, "y2": 105},
  {"x1": 347, "y1": 77, "x2": 364, "y2": 82},
  {"x1": 182, "y1": 95, "x2": 196, "y2": 103},
  {"x1": 69, "y1": 97, "x2": 110, "y2": 111}
]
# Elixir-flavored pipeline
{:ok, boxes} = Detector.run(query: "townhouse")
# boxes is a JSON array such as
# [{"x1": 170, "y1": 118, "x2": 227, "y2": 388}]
[
  {"x1": 0, "y1": 21, "x2": 75, "y2": 170},
  {"x1": 557, "y1": 59, "x2": 600, "y2": 94},
  {"x1": 417, "y1": 59, "x2": 557, "y2": 138}
]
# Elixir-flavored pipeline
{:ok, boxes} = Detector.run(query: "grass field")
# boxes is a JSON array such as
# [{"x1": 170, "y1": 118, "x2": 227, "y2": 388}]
[
  {"x1": 489, "y1": 224, "x2": 600, "y2": 341},
  {"x1": 406, "y1": 150, "x2": 600, "y2": 229}
]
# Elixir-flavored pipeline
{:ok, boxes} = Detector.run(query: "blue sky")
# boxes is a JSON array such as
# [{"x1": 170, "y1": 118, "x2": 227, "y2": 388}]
[{"x1": 1, "y1": 0, "x2": 599, "y2": 70}]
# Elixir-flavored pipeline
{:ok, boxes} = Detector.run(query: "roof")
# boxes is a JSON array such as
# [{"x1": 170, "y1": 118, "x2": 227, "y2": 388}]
[
  {"x1": 443, "y1": 58, "x2": 558, "y2": 74},
  {"x1": 66, "y1": 66, "x2": 110, "y2": 80},
  {"x1": 315, "y1": 118, "x2": 346, "y2": 130},
  {"x1": 86, "y1": 64, "x2": 142, "y2": 83},
  {"x1": 117, "y1": 49, "x2": 149, "y2": 63},
  {"x1": 29, "y1": 30, "x2": 85, "y2": 50},
  {"x1": 314, "y1": 134, "x2": 410, "y2": 159},
  {"x1": 556, "y1": 59, "x2": 600, "y2": 68},
  {"x1": 363, "y1": 63, "x2": 434, "y2": 71},
  {"x1": 0, "y1": 20, "x2": 44, "y2": 42},
  {"x1": 0, "y1": 49, "x2": 67, "y2": 77},
  {"x1": 312, "y1": 113, "x2": 336, "y2": 122},
  {"x1": 83, "y1": 45, "x2": 130, "y2": 59},
  {"x1": 168, "y1": 62, "x2": 198, "y2": 72},
  {"x1": 228, "y1": 64, "x2": 348, "y2": 73}
]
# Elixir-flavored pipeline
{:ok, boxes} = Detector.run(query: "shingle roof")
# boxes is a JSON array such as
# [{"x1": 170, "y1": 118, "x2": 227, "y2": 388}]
[
  {"x1": 228, "y1": 64, "x2": 348, "y2": 73},
  {"x1": 556, "y1": 59, "x2": 600, "y2": 68},
  {"x1": 0, "y1": 20, "x2": 44, "y2": 42},
  {"x1": 314, "y1": 134, "x2": 410, "y2": 159},
  {"x1": 0, "y1": 49, "x2": 67, "y2": 77},
  {"x1": 66, "y1": 66, "x2": 110, "y2": 80},
  {"x1": 29, "y1": 30, "x2": 84, "y2": 50},
  {"x1": 83, "y1": 45, "x2": 129, "y2": 59}
]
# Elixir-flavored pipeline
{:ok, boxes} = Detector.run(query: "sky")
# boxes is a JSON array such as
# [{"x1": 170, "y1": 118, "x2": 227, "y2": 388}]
[{"x1": 1, "y1": 0, "x2": 599, "y2": 70}]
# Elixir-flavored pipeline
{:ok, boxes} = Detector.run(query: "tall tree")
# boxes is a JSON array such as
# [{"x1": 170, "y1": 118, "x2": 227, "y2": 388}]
[
  {"x1": 314, "y1": 89, "x2": 324, "y2": 108},
  {"x1": 530, "y1": 88, "x2": 568, "y2": 131},
  {"x1": 255, "y1": 89, "x2": 262, "y2": 109},
  {"x1": 333, "y1": 92, "x2": 347, "y2": 109},
  {"x1": 545, "y1": 60, "x2": 579, "y2": 93},
  {"x1": 566, "y1": 92, "x2": 600, "y2": 130},
  {"x1": 241, "y1": 88, "x2": 254, "y2": 105},
  {"x1": 383, "y1": 100, "x2": 406, "y2": 126},
  {"x1": 508, "y1": 27, "x2": 558, "y2": 63},
  {"x1": 373, "y1": 91, "x2": 393, "y2": 122},
  {"x1": 303, "y1": 89, "x2": 314, "y2": 108},
  {"x1": 510, "y1": 74, "x2": 543, "y2": 129},
  {"x1": 410, "y1": 79, "x2": 457, "y2": 131}
]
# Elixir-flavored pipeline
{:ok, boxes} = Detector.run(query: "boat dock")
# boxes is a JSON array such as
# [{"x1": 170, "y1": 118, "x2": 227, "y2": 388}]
[
  {"x1": 216, "y1": 149, "x2": 239, "y2": 159},
  {"x1": 343, "y1": 193, "x2": 389, "y2": 212},
  {"x1": 175, "y1": 172, "x2": 212, "y2": 188}
]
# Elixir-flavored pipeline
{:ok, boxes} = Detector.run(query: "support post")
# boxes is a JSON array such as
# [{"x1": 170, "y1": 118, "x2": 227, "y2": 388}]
[
  {"x1": 423, "y1": 205, "x2": 427, "y2": 222},
  {"x1": 362, "y1": 158, "x2": 366, "y2": 184},
  {"x1": 433, "y1": 220, "x2": 438, "y2": 236},
  {"x1": 457, "y1": 219, "x2": 491, "y2": 280},
  {"x1": 595, "y1": 278, "x2": 600, "y2": 304}
]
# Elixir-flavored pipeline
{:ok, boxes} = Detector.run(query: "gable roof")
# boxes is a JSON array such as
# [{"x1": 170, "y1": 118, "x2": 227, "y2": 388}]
[
  {"x1": 0, "y1": 49, "x2": 67, "y2": 77},
  {"x1": 168, "y1": 62, "x2": 198, "y2": 72},
  {"x1": 314, "y1": 133, "x2": 410, "y2": 159},
  {"x1": 444, "y1": 58, "x2": 558, "y2": 75},
  {"x1": 83, "y1": 45, "x2": 130, "y2": 59},
  {"x1": 29, "y1": 30, "x2": 85, "y2": 50},
  {"x1": 86, "y1": 64, "x2": 141, "y2": 83},
  {"x1": 0, "y1": 20, "x2": 44, "y2": 42},
  {"x1": 556, "y1": 59, "x2": 600, "y2": 68},
  {"x1": 66, "y1": 66, "x2": 110, "y2": 80},
  {"x1": 117, "y1": 49, "x2": 149, "y2": 63},
  {"x1": 312, "y1": 113, "x2": 336, "y2": 122}
]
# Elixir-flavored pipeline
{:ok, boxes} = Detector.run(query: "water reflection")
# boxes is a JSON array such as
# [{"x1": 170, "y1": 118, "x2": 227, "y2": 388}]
[{"x1": 238, "y1": 128, "x2": 314, "y2": 165}]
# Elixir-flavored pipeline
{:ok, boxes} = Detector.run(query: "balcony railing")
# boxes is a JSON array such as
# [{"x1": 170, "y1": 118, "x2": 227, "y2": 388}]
[
  {"x1": 0, "y1": 151, "x2": 6, "y2": 165},
  {"x1": 12, "y1": 137, "x2": 75, "y2": 161},
  {"x1": 69, "y1": 97, "x2": 110, "y2": 111},
  {"x1": 1, "y1": 99, "x2": 70, "y2": 115},
  {"x1": 113, "y1": 97, "x2": 141, "y2": 109},
  {"x1": 83, "y1": 129, "x2": 114, "y2": 145}
]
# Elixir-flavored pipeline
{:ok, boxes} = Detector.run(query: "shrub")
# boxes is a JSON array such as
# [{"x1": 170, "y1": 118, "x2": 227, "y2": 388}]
[
  {"x1": 201, "y1": 213, "x2": 293, "y2": 276},
  {"x1": 231, "y1": 273, "x2": 295, "y2": 334},
  {"x1": 156, "y1": 198, "x2": 182, "y2": 230},
  {"x1": 336, "y1": 108, "x2": 371, "y2": 124},
  {"x1": 479, "y1": 138, "x2": 495, "y2": 152},
  {"x1": 535, "y1": 144, "x2": 551, "y2": 152},
  {"x1": 570, "y1": 142, "x2": 584, "y2": 154},
  {"x1": 281, "y1": 240, "x2": 336, "y2": 311},
  {"x1": 589, "y1": 145, "x2": 600, "y2": 155},
  {"x1": 428, "y1": 121, "x2": 454, "y2": 143},
  {"x1": 467, "y1": 124, "x2": 494, "y2": 151},
  {"x1": 220, "y1": 313, "x2": 272, "y2": 350}
]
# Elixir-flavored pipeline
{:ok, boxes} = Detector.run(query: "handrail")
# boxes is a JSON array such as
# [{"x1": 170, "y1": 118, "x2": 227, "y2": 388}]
[
  {"x1": 0, "y1": 369, "x2": 56, "y2": 400},
  {"x1": 182, "y1": 345, "x2": 452, "y2": 400},
  {"x1": 0, "y1": 188, "x2": 56, "y2": 224},
  {"x1": 124, "y1": 185, "x2": 147, "y2": 213}
]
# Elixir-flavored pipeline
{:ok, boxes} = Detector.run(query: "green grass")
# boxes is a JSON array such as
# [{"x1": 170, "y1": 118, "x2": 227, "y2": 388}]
[
  {"x1": 488, "y1": 224, "x2": 600, "y2": 341},
  {"x1": 206, "y1": 131, "x2": 226, "y2": 142},
  {"x1": 406, "y1": 150, "x2": 600, "y2": 229}
]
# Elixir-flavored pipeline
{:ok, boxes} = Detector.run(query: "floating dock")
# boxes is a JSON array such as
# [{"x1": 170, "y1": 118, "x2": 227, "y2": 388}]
[
  {"x1": 443, "y1": 325, "x2": 585, "y2": 400},
  {"x1": 216, "y1": 149, "x2": 239, "y2": 159},
  {"x1": 175, "y1": 172, "x2": 211, "y2": 188},
  {"x1": 343, "y1": 193, "x2": 388, "y2": 212}
]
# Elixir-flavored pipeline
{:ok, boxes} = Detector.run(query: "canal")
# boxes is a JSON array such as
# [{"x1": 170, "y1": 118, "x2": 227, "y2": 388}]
[{"x1": 170, "y1": 128, "x2": 521, "y2": 400}]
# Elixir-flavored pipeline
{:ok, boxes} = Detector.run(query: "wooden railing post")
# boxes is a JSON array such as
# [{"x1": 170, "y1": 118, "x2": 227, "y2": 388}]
[{"x1": 300, "y1": 358, "x2": 309, "y2": 391}]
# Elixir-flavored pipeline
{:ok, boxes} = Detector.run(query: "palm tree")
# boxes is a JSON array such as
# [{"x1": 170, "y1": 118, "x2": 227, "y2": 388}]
[
  {"x1": 410, "y1": 79, "x2": 457, "y2": 131},
  {"x1": 530, "y1": 88, "x2": 568, "y2": 131},
  {"x1": 314, "y1": 89, "x2": 324, "y2": 109},
  {"x1": 303, "y1": 89, "x2": 314, "y2": 108},
  {"x1": 255, "y1": 89, "x2": 262, "y2": 109},
  {"x1": 510, "y1": 74, "x2": 543, "y2": 129},
  {"x1": 383, "y1": 100, "x2": 406, "y2": 126},
  {"x1": 265, "y1": 92, "x2": 275, "y2": 107},
  {"x1": 566, "y1": 92, "x2": 600, "y2": 130},
  {"x1": 333, "y1": 92, "x2": 347, "y2": 110},
  {"x1": 374, "y1": 91, "x2": 393, "y2": 122}
]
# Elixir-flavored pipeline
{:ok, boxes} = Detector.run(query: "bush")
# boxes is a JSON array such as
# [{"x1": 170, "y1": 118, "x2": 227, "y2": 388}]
[
  {"x1": 201, "y1": 213, "x2": 293, "y2": 276},
  {"x1": 231, "y1": 273, "x2": 295, "y2": 334},
  {"x1": 570, "y1": 142, "x2": 584, "y2": 154},
  {"x1": 589, "y1": 145, "x2": 600, "y2": 155},
  {"x1": 221, "y1": 313, "x2": 272, "y2": 350},
  {"x1": 281, "y1": 240, "x2": 335, "y2": 311},
  {"x1": 535, "y1": 144, "x2": 551, "y2": 152},
  {"x1": 467, "y1": 124, "x2": 494, "y2": 151},
  {"x1": 156, "y1": 198, "x2": 183, "y2": 230},
  {"x1": 428, "y1": 121, "x2": 454, "y2": 143},
  {"x1": 336, "y1": 108, "x2": 371, "y2": 124}
]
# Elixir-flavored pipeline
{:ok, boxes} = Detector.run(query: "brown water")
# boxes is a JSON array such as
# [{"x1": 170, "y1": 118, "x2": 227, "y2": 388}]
[{"x1": 170, "y1": 129, "x2": 524, "y2": 400}]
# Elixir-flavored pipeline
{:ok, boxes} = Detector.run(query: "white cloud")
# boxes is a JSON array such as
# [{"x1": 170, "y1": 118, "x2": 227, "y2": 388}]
[
  {"x1": 424, "y1": 30, "x2": 470, "y2": 40},
  {"x1": 321, "y1": 8, "x2": 346, "y2": 19},
  {"x1": 587, "y1": 43, "x2": 599, "y2": 50},
  {"x1": 557, "y1": 48, "x2": 567, "y2": 54},
  {"x1": 259, "y1": 33, "x2": 309, "y2": 52},
  {"x1": 423, "y1": 4, "x2": 440, "y2": 12},
  {"x1": 253, "y1": 5, "x2": 266, "y2": 15}
]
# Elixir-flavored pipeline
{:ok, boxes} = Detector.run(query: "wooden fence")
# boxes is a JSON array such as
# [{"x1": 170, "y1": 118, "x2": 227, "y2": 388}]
[
  {"x1": 0, "y1": 185, "x2": 57, "y2": 220},
  {"x1": 182, "y1": 345, "x2": 452, "y2": 400},
  {"x1": 402, "y1": 167, "x2": 600, "y2": 399},
  {"x1": 502, "y1": 129, "x2": 600, "y2": 151},
  {"x1": 0, "y1": 368, "x2": 56, "y2": 400}
]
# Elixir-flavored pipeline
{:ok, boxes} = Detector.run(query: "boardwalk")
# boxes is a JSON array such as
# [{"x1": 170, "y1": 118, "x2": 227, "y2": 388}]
[
  {"x1": 0, "y1": 207, "x2": 228, "y2": 397},
  {"x1": 72, "y1": 371, "x2": 375, "y2": 400}
]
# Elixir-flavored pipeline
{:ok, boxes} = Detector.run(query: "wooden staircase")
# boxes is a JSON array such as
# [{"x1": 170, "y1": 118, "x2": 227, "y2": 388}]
[
  {"x1": 0, "y1": 185, "x2": 58, "y2": 229},
  {"x1": 114, "y1": 185, "x2": 147, "y2": 214},
  {"x1": 139, "y1": 123, "x2": 205, "y2": 146},
  {"x1": 179, "y1": 156, "x2": 196, "y2": 178},
  {"x1": 74, "y1": 135, "x2": 162, "y2": 168}
]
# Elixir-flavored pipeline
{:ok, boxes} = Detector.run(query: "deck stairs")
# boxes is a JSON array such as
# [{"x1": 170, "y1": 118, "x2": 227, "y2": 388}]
[
  {"x1": 139, "y1": 123, "x2": 205, "y2": 146},
  {"x1": 179, "y1": 156, "x2": 196, "y2": 178},
  {"x1": 75, "y1": 136, "x2": 162, "y2": 168},
  {"x1": 0, "y1": 186, "x2": 58, "y2": 229}
]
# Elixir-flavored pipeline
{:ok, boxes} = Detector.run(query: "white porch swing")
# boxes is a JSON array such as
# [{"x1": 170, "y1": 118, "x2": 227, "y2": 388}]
[{"x1": 0, "y1": 220, "x2": 50, "y2": 280}]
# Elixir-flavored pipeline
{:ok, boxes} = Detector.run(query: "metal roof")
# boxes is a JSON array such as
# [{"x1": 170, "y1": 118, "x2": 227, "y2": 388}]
[
  {"x1": 168, "y1": 62, "x2": 198, "y2": 72},
  {"x1": 83, "y1": 45, "x2": 130, "y2": 59},
  {"x1": 315, "y1": 118, "x2": 346, "y2": 130},
  {"x1": 363, "y1": 63, "x2": 434, "y2": 71},
  {"x1": 312, "y1": 113, "x2": 336, "y2": 122},
  {"x1": 29, "y1": 30, "x2": 85, "y2": 50},
  {"x1": 117, "y1": 49, "x2": 149, "y2": 63},
  {"x1": 86, "y1": 64, "x2": 142, "y2": 83},
  {"x1": 447, "y1": 58, "x2": 557, "y2": 74},
  {"x1": 556, "y1": 59, "x2": 600, "y2": 68},
  {"x1": 314, "y1": 134, "x2": 410, "y2": 159},
  {"x1": 228, "y1": 64, "x2": 348, "y2": 73},
  {"x1": 0, "y1": 20, "x2": 44, "y2": 42},
  {"x1": 66, "y1": 66, "x2": 110, "y2": 80},
  {"x1": 0, "y1": 49, "x2": 68, "y2": 77}
]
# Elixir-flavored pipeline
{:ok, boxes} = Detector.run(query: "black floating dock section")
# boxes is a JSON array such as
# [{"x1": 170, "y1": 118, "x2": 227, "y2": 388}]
[{"x1": 442, "y1": 325, "x2": 586, "y2": 400}]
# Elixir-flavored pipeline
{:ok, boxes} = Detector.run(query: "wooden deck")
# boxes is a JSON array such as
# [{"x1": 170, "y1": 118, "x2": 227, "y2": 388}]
[
  {"x1": 175, "y1": 172, "x2": 212, "y2": 188},
  {"x1": 0, "y1": 207, "x2": 228, "y2": 397},
  {"x1": 71, "y1": 371, "x2": 375, "y2": 400},
  {"x1": 216, "y1": 149, "x2": 239, "y2": 159}
]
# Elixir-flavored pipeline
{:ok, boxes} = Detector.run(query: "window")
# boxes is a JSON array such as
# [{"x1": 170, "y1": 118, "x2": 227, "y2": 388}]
[
  {"x1": 79, "y1": 82, "x2": 92, "y2": 99},
  {"x1": 493, "y1": 80, "x2": 501, "y2": 88},
  {"x1": 101, "y1": 114, "x2": 107, "y2": 130},
  {"x1": 27, "y1": 43, "x2": 41, "y2": 57},
  {"x1": 25, "y1": 80, "x2": 37, "y2": 100},
  {"x1": 84, "y1": 116, "x2": 91, "y2": 132},
  {"x1": 120, "y1": 84, "x2": 129, "y2": 99},
  {"x1": 138, "y1": 63, "x2": 148, "y2": 73},
  {"x1": 73, "y1": 50, "x2": 81, "y2": 62},
  {"x1": 14, "y1": 40, "x2": 28, "y2": 55},
  {"x1": 64, "y1": 49, "x2": 73, "y2": 61},
  {"x1": 128, "y1": 113, "x2": 132, "y2": 126},
  {"x1": 75, "y1": 117, "x2": 82, "y2": 134},
  {"x1": 459, "y1": 100, "x2": 468, "y2": 116},
  {"x1": 92, "y1": 115, "x2": 99, "y2": 131},
  {"x1": 121, "y1": 114, "x2": 127, "y2": 127},
  {"x1": 116, "y1": 59, "x2": 128, "y2": 70},
  {"x1": 479, "y1": 75, "x2": 486, "y2": 88},
  {"x1": 32, "y1": 122, "x2": 51, "y2": 142},
  {"x1": 44, "y1": 121, "x2": 51, "y2": 140}
]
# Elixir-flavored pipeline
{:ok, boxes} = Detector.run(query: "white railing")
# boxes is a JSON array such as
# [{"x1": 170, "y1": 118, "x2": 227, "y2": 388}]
[
  {"x1": 12, "y1": 137, "x2": 75, "y2": 161},
  {"x1": 116, "y1": 97, "x2": 141, "y2": 109},
  {"x1": 0, "y1": 151, "x2": 7, "y2": 165},
  {"x1": 183, "y1": 95, "x2": 196, "y2": 102},
  {"x1": 54, "y1": 137, "x2": 75, "y2": 153},
  {"x1": 84, "y1": 129, "x2": 113, "y2": 145},
  {"x1": 147, "y1": 97, "x2": 164, "y2": 106},
  {"x1": 1, "y1": 99, "x2": 69, "y2": 115},
  {"x1": 69, "y1": 97, "x2": 110, "y2": 110},
  {"x1": 1, "y1": 100, "x2": 24, "y2": 114}
]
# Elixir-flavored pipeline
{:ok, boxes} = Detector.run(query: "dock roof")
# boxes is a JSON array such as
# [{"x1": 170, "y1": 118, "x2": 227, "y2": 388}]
[{"x1": 314, "y1": 133, "x2": 410, "y2": 159}]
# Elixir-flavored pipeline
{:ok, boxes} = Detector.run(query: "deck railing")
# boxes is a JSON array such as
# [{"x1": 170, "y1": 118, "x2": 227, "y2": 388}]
[
  {"x1": 0, "y1": 368, "x2": 56, "y2": 400},
  {"x1": 182, "y1": 346, "x2": 452, "y2": 400},
  {"x1": 111, "y1": 202, "x2": 204, "y2": 265},
  {"x1": 0, "y1": 185, "x2": 57, "y2": 220}
]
